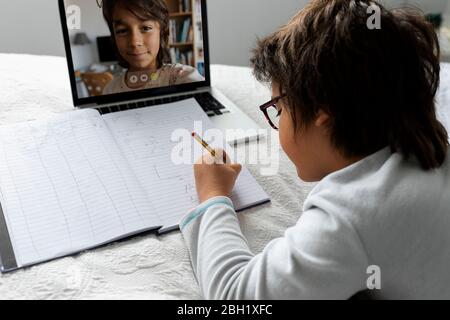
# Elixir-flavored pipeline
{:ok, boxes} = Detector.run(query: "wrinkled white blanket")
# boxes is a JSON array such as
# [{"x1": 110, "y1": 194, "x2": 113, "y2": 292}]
[{"x1": 0, "y1": 54, "x2": 448, "y2": 300}]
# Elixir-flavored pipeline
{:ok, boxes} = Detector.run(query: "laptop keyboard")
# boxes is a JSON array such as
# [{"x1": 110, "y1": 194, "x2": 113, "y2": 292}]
[{"x1": 97, "y1": 92, "x2": 230, "y2": 117}]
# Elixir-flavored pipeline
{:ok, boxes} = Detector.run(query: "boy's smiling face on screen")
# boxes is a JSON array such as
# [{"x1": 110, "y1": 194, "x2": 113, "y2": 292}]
[{"x1": 112, "y1": 4, "x2": 161, "y2": 72}]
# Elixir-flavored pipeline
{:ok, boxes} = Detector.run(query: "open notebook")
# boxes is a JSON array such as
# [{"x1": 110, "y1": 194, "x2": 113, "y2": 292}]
[{"x1": 0, "y1": 99, "x2": 269, "y2": 272}]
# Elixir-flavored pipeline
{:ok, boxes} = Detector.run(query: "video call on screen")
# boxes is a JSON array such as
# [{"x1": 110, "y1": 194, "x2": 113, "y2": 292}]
[{"x1": 66, "y1": 0, "x2": 206, "y2": 98}]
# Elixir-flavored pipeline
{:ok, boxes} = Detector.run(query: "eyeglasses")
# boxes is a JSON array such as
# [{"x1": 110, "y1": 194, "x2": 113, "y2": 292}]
[{"x1": 259, "y1": 94, "x2": 286, "y2": 131}]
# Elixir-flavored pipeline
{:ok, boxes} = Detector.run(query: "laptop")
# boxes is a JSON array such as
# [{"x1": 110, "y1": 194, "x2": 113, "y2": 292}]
[{"x1": 58, "y1": 0, "x2": 262, "y2": 144}]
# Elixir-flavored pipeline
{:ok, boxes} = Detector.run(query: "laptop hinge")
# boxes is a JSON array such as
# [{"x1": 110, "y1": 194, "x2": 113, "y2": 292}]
[
  {"x1": 76, "y1": 103, "x2": 100, "y2": 109},
  {"x1": 77, "y1": 87, "x2": 211, "y2": 109}
]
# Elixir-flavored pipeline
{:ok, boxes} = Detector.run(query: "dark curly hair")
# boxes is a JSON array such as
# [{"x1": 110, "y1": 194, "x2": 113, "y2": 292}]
[
  {"x1": 102, "y1": 0, "x2": 170, "y2": 69},
  {"x1": 251, "y1": 0, "x2": 448, "y2": 170}
]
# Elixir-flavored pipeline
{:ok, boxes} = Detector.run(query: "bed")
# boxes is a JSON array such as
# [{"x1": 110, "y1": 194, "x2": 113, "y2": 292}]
[{"x1": 0, "y1": 54, "x2": 448, "y2": 299}]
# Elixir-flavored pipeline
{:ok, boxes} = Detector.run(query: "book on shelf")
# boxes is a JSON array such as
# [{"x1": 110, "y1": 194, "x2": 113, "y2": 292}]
[
  {"x1": 197, "y1": 62, "x2": 205, "y2": 77},
  {"x1": 195, "y1": 21, "x2": 203, "y2": 43},
  {"x1": 169, "y1": 47, "x2": 177, "y2": 64},
  {"x1": 169, "y1": 19, "x2": 177, "y2": 44},
  {"x1": 170, "y1": 47, "x2": 194, "y2": 67},
  {"x1": 187, "y1": 26, "x2": 194, "y2": 42},
  {"x1": 169, "y1": 18, "x2": 192, "y2": 44},
  {"x1": 180, "y1": 18, "x2": 191, "y2": 43},
  {"x1": 178, "y1": 0, "x2": 191, "y2": 13}
]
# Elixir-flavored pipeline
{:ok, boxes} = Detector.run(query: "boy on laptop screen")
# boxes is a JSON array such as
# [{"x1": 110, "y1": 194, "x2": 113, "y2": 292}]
[{"x1": 69, "y1": 0, "x2": 205, "y2": 98}]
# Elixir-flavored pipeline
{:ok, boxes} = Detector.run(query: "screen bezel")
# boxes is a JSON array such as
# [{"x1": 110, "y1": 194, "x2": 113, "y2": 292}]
[{"x1": 58, "y1": 0, "x2": 211, "y2": 107}]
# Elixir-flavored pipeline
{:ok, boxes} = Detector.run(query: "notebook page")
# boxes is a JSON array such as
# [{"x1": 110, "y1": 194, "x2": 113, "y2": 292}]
[
  {"x1": 0, "y1": 110, "x2": 161, "y2": 269},
  {"x1": 102, "y1": 99, "x2": 270, "y2": 232}
]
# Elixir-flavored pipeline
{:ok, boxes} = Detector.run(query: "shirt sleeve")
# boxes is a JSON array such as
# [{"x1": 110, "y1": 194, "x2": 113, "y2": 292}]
[{"x1": 179, "y1": 196, "x2": 370, "y2": 300}]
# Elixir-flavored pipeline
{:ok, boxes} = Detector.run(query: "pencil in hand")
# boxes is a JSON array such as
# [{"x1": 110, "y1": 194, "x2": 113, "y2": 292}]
[{"x1": 192, "y1": 132, "x2": 228, "y2": 164}]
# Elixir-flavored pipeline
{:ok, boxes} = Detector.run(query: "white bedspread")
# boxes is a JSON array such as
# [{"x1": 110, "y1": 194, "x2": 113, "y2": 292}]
[{"x1": 0, "y1": 54, "x2": 448, "y2": 300}]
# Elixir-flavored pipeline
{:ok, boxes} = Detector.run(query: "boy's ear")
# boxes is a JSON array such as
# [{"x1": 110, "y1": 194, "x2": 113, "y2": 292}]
[{"x1": 314, "y1": 109, "x2": 331, "y2": 128}]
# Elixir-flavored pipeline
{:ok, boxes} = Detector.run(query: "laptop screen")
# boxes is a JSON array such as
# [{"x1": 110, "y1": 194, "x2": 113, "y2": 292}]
[{"x1": 60, "y1": 0, "x2": 209, "y2": 104}]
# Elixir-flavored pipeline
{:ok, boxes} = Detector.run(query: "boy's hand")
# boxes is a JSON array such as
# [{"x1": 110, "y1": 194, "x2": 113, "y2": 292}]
[{"x1": 194, "y1": 149, "x2": 242, "y2": 203}]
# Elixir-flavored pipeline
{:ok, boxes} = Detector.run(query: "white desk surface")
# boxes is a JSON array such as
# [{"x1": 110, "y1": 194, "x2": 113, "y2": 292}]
[{"x1": 0, "y1": 53, "x2": 448, "y2": 299}]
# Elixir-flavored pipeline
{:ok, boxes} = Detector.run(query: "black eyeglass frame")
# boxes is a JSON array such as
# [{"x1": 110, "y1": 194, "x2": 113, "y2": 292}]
[{"x1": 259, "y1": 94, "x2": 286, "y2": 130}]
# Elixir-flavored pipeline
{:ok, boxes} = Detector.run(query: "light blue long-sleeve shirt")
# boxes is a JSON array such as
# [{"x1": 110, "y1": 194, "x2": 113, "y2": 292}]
[{"x1": 179, "y1": 147, "x2": 450, "y2": 300}]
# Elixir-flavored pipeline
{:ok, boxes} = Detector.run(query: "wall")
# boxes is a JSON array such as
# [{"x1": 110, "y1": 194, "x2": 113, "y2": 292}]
[
  {"x1": 0, "y1": 0, "x2": 66, "y2": 57},
  {"x1": 206, "y1": 0, "x2": 308, "y2": 66},
  {"x1": 0, "y1": 0, "x2": 448, "y2": 66},
  {"x1": 66, "y1": 0, "x2": 111, "y2": 70},
  {"x1": 206, "y1": 0, "x2": 448, "y2": 66}
]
